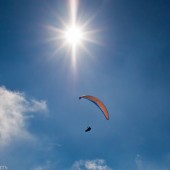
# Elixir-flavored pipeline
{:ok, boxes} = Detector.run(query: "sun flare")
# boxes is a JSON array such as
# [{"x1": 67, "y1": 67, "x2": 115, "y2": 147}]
[{"x1": 47, "y1": 0, "x2": 101, "y2": 69}]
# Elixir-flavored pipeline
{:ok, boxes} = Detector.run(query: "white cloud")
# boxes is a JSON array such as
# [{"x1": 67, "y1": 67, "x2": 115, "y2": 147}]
[
  {"x1": 72, "y1": 159, "x2": 112, "y2": 170},
  {"x1": 0, "y1": 86, "x2": 47, "y2": 147}
]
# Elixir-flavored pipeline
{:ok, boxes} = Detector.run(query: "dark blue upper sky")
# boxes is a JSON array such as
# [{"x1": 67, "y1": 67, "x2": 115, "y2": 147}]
[{"x1": 0, "y1": 0, "x2": 170, "y2": 170}]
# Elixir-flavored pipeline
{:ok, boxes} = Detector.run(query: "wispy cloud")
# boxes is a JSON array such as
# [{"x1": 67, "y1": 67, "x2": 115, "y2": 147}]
[
  {"x1": 30, "y1": 160, "x2": 53, "y2": 170},
  {"x1": 72, "y1": 159, "x2": 112, "y2": 170},
  {"x1": 0, "y1": 86, "x2": 47, "y2": 147},
  {"x1": 135, "y1": 154, "x2": 170, "y2": 170},
  {"x1": 31, "y1": 167, "x2": 44, "y2": 170},
  {"x1": 31, "y1": 166, "x2": 47, "y2": 170}
]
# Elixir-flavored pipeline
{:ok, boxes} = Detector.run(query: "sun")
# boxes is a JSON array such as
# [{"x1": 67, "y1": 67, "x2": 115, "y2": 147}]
[
  {"x1": 63, "y1": 23, "x2": 84, "y2": 67},
  {"x1": 64, "y1": 24, "x2": 83, "y2": 46}
]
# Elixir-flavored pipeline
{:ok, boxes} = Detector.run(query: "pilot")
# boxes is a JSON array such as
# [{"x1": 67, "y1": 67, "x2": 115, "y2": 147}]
[{"x1": 85, "y1": 126, "x2": 91, "y2": 132}]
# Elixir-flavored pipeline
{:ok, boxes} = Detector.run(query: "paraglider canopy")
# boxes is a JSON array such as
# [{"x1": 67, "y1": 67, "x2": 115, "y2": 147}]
[{"x1": 79, "y1": 95, "x2": 109, "y2": 120}]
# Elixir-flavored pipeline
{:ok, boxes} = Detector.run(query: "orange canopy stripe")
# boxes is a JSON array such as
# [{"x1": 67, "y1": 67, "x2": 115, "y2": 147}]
[{"x1": 79, "y1": 95, "x2": 109, "y2": 120}]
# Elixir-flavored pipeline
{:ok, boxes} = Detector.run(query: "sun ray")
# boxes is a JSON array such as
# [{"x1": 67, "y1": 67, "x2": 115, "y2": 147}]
[
  {"x1": 79, "y1": 43, "x2": 94, "y2": 59},
  {"x1": 70, "y1": 0, "x2": 79, "y2": 24},
  {"x1": 83, "y1": 37, "x2": 103, "y2": 46}
]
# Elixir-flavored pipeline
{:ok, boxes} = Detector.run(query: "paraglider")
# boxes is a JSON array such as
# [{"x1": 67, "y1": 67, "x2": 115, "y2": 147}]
[
  {"x1": 79, "y1": 95, "x2": 109, "y2": 132},
  {"x1": 79, "y1": 95, "x2": 109, "y2": 120},
  {"x1": 85, "y1": 126, "x2": 91, "y2": 132}
]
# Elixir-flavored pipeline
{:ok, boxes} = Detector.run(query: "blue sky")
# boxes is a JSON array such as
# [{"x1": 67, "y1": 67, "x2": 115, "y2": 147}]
[{"x1": 0, "y1": 0, "x2": 170, "y2": 169}]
